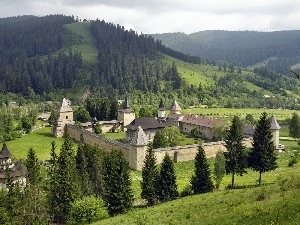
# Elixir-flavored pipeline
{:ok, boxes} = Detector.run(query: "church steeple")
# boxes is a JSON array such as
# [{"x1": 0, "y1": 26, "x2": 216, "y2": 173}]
[
  {"x1": 123, "y1": 92, "x2": 130, "y2": 109},
  {"x1": 158, "y1": 99, "x2": 166, "y2": 118},
  {"x1": 117, "y1": 92, "x2": 135, "y2": 131}
]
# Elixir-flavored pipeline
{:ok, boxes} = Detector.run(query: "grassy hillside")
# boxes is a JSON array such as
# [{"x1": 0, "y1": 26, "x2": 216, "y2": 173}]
[
  {"x1": 93, "y1": 148, "x2": 300, "y2": 225},
  {"x1": 65, "y1": 22, "x2": 98, "y2": 63},
  {"x1": 5, "y1": 126, "x2": 76, "y2": 161},
  {"x1": 161, "y1": 54, "x2": 276, "y2": 96}
]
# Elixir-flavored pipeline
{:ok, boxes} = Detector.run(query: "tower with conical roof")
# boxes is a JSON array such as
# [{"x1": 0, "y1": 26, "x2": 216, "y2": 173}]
[
  {"x1": 117, "y1": 92, "x2": 135, "y2": 131},
  {"x1": 0, "y1": 143, "x2": 12, "y2": 168},
  {"x1": 169, "y1": 100, "x2": 182, "y2": 115},
  {"x1": 270, "y1": 114, "x2": 281, "y2": 148},
  {"x1": 129, "y1": 126, "x2": 148, "y2": 170},
  {"x1": 52, "y1": 98, "x2": 74, "y2": 137},
  {"x1": 158, "y1": 99, "x2": 166, "y2": 119},
  {"x1": 0, "y1": 143, "x2": 27, "y2": 189}
]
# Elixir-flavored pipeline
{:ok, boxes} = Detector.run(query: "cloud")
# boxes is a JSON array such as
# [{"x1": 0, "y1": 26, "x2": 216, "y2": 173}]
[{"x1": 1, "y1": 0, "x2": 300, "y2": 33}]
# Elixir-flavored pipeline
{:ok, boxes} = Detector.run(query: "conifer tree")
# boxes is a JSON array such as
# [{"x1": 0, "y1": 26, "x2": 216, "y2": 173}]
[
  {"x1": 289, "y1": 112, "x2": 300, "y2": 139},
  {"x1": 24, "y1": 148, "x2": 49, "y2": 224},
  {"x1": 224, "y1": 115, "x2": 248, "y2": 188},
  {"x1": 157, "y1": 153, "x2": 178, "y2": 202},
  {"x1": 191, "y1": 145, "x2": 214, "y2": 194},
  {"x1": 141, "y1": 144, "x2": 159, "y2": 206},
  {"x1": 76, "y1": 144, "x2": 93, "y2": 196},
  {"x1": 102, "y1": 150, "x2": 133, "y2": 216},
  {"x1": 249, "y1": 112, "x2": 277, "y2": 186},
  {"x1": 213, "y1": 151, "x2": 226, "y2": 190},
  {"x1": 47, "y1": 141, "x2": 58, "y2": 221},
  {"x1": 49, "y1": 136, "x2": 79, "y2": 223}
]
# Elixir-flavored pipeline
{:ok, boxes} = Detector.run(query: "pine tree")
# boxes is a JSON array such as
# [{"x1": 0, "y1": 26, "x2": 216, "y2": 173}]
[
  {"x1": 289, "y1": 112, "x2": 300, "y2": 139},
  {"x1": 224, "y1": 115, "x2": 248, "y2": 188},
  {"x1": 141, "y1": 144, "x2": 159, "y2": 206},
  {"x1": 102, "y1": 150, "x2": 134, "y2": 216},
  {"x1": 157, "y1": 153, "x2": 178, "y2": 202},
  {"x1": 6, "y1": 168, "x2": 24, "y2": 224},
  {"x1": 50, "y1": 136, "x2": 79, "y2": 223},
  {"x1": 191, "y1": 145, "x2": 214, "y2": 194},
  {"x1": 76, "y1": 144, "x2": 93, "y2": 196},
  {"x1": 213, "y1": 151, "x2": 226, "y2": 190},
  {"x1": 249, "y1": 112, "x2": 277, "y2": 186},
  {"x1": 24, "y1": 148, "x2": 49, "y2": 224}
]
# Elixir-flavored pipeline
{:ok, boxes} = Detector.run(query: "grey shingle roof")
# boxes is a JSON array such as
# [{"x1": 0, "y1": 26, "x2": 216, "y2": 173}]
[
  {"x1": 170, "y1": 100, "x2": 182, "y2": 111},
  {"x1": 0, "y1": 143, "x2": 12, "y2": 159},
  {"x1": 270, "y1": 114, "x2": 281, "y2": 130},
  {"x1": 130, "y1": 126, "x2": 148, "y2": 146},
  {"x1": 126, "y1": 117, "x2": 177, "y2": 131}
]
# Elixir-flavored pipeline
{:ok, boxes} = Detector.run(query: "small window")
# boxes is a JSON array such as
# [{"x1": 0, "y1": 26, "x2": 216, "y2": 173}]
[{"x1": 66, "y1": 116, "x2": 68, "y2": 119}]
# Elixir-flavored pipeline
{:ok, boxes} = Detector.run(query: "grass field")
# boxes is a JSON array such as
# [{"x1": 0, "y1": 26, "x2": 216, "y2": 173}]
[
  {"x1": 4, "y1": 126, "x2": 76, "y2": 161},
  {"x1": 181, "y1": 107, "x2": 296, "y2": 121},
  {"x1": 65, "y1": 22, "x2": 98, "y2": 64},
  {"x1": 94, "y1": 145, "x2": 300, "y2": 225}
]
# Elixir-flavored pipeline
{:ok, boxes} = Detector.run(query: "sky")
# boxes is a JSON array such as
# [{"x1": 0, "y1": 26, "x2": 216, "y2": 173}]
[{"x1": 1, "y1": 0, "x2": 300, "y2": 34}]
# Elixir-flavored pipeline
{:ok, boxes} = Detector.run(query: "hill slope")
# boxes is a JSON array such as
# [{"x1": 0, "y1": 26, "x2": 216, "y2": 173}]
[
  {"x1": 0, "y1": 15, "x2": 300, "y2": 109},
  {"x1": 151, "y1": 30, "x2": 300, "y2": 76}
]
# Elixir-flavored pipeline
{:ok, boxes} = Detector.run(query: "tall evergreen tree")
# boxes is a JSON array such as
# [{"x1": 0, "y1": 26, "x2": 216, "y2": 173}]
[
  {"x1": 102, "y1": 150, "x2": 133, "y2": 216},
  {"x1": 24, "y1": 148, "x2": 49, "y2": 224},
  {"x1": 76, "y1": 144, "x2": 93, "y2": 196},
  {"x1": 157, "y1": 153, "x2": 178, "y2": 202},
  {"x1": 289, "y1": 112, "x2": 300, "y2": 139},
  {"x1": 191, "y1": 145, "x2": 214, "y2": 194},
  {"x1": 49, "y1": 136, "x2": 79, "y2": 223},
  {"x1": 141, "y1": 144, "x2": 159, "y2": 206},
  {"x1": 213, "y1": 151, "x2": 226, "y2": 190},
  {"x1": 249, "y1": 112, "x2": 277, "y2": 186},
  {"x1": 224, "y1": 115, "x2": 248, "y2": 188}
]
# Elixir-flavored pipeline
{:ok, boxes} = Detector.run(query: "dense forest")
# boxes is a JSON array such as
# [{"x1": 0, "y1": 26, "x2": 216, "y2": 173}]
[
  {"x1": 151, "y1": 30, "x2": 300, "y2": 76},
  {"x1": 0, "y1": 15, "x2": 300, "y2": 109}
]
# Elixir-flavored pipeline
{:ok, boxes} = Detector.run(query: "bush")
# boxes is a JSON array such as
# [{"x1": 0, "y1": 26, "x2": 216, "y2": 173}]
[
  {"x1": 180, "y1": 185, "x2": 193, "y2": 197},
  {"x1": 68, "y1": 196, "x2": 108, "y2": 225},
  {"x1": 288, "y1": 156, "x2": 297, "y2": 167}
]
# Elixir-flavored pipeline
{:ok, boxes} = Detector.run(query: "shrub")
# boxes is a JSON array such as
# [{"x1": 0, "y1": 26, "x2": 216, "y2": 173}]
[
  {"x1": 68, "y1": 196, "x2": 108, "y2": 225},
  {"x1": 288, "y1": 156, "x2": 297, "y2": 167},
  {"x1": 180, "y1": 185, "x2": 193, "y2": 197}
]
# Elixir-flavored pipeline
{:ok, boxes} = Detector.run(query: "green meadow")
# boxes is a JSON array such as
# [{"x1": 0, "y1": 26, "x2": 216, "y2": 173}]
[
  {"x1": 65, "y1": 22, "x2": 98, "y2": 64},
  {"x1": 5, "y1": 126, "x2": 73, "y2": 161}
]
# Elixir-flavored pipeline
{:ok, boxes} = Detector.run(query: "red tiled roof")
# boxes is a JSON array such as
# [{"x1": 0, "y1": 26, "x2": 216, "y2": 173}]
[{"x1": 181, "y1": 114, "x2": 225, "y2": 128}]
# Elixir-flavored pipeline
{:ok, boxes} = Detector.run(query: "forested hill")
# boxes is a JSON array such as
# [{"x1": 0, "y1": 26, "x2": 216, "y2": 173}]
[
  {"x1": 0, "y1": 15, "x2": 193, "y2": 98},
  {"x1": 151, "y1": 30, "x2": 300, "y2": 76},
  {"x1": 1, "y1": 15, "x2": 300, "y2": 109}
]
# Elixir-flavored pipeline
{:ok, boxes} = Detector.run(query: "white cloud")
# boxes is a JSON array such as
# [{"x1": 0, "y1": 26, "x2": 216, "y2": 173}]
[{"x1": 1, "y1": 0, "x2": 300, "y2": 34}]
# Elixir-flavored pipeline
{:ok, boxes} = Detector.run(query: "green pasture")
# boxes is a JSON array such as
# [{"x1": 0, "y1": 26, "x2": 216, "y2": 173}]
[
  {"x1": 181, "y1": 107, "x2": 296, "y2": 121},
  {"x1": 4, "y1": 126, "x2": 76, "y2": 161},
  {"x1": 65, "y1": 22, "x2": 98, "y2": 64},
  {"x1": 95, "y1": 148, "x2": 300, "y2": 225}
]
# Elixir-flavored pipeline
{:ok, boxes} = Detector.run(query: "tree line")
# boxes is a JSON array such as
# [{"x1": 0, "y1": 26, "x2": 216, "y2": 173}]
[{"x1": 0, "y1": 112, "x2": 279, "y2": 224}]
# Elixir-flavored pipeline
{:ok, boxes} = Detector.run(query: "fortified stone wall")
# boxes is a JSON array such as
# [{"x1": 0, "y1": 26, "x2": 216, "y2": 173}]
[
  {"x1": 154, "y1": 139, "x2": 252, "y2": 164},
  {"x1": 66, "y1": 124, "x2": 253, "y2": 171},
  {"x1": 67, "y1": 124, "x2": 131, "y2": 166}
]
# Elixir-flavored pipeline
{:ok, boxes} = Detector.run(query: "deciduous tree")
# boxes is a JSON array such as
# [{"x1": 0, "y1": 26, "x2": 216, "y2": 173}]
[{"x1": 213, "y1": 151, "x2": 226, "y2": 190}]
